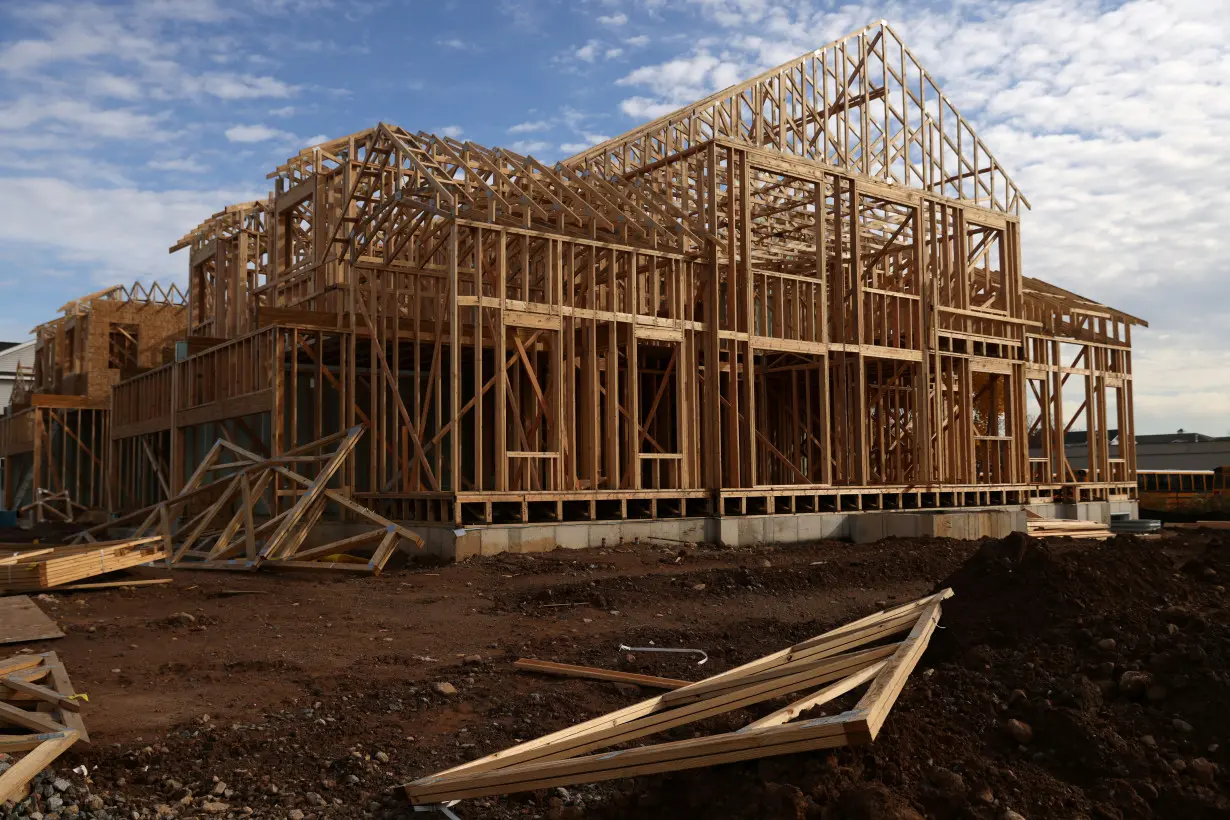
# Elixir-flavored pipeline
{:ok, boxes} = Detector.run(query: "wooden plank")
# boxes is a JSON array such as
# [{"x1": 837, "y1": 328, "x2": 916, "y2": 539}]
[
  {"x1": 259, "y1": 426, "x2": 364, "y2": 560},
  {"x1": 513, "y1": 659, "x2": 692, "y2": 691},
  {"x1": 53, "y1": 578, "x2": 172, "y2": 591},
  {"x1": 743, "y1": 660, "x2": 886, "y2": 730},
  {"x1": 174, "y1": 389, "x2": 273, "y2": 429},
  {"x1": 0, "y1": 656, "x2": 43, "y2": 676},
  {"x1": 263, "y1": 560, "x2": 378, "y2": 575},
  {"x1": 0, "y1": 596, "x2": 64, "y2": 644},
  {"x1": 28, "y1": 394, "x2": 95, "y2": 409},
  {"x1": 0, "y1": 699, "x2": 69, "y2": 734},
  {"x1": 42, "y1": 653, "x2": 88, "y2": 744},
  {"x1": 407, "y1": 714, "x2": 851, "y2": 803},
  {"x1": 0, "y1": 730, "x2": 78, "y2": 804},
  {"x1": 849, "y1": 599, "x2": 944, "y2": 739},
  {"x1": 282, "y1": 528, "x2": 385, "y2": 562},
  {"x1": 1, "y1": 675, "x2": 80, "y2": 712}
]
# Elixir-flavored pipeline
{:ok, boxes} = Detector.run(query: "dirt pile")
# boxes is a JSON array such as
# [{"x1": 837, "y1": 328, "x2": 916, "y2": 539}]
[{"x1": 588, "y1": 532, "x2": 1230, "y2": 819}]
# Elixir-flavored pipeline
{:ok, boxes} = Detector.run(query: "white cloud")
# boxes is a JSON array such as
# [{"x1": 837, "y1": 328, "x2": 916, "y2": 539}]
[
  {"x1": 559, "y1": 133, "x2": 610, "y2": 154},
  {"x1": 436, "y1": 37, "x2": 475, "y2": 50},
  {"x1": 571, "y1": 38, "x2": 626, "y2": 64},
  {"x1": 0, "y1": 19, "x2": 160, "y2": 73},
  {"x1": 178, "y1": 72, "x2": 296, "y2": 100},
  {"x1": 84, "y1": 73, "x2": 144, "y2": 100},
  {"x1": 612, "y1": 0, "x2": 1230, "y2": 433},
  {"x1": 598, "y1": 13, "x2": 628, "y2": 26},
  {"x1": 509, "y1": 120, "x2": 551, "y2": 134},
  {"x1": 625, "y1": 35, "x2": 650, "y2": 47},
  {"x1": 149, "y1": 157, "x2": 208, "y2": 173},
  {"x1": 0, "y1": 177, "x2": 262, "y2": 284},
  {"x1": 439, "y1": 125, "x2": 464, "y2": 138},
  {"x1": 224, "y1": 123, "x2": 285, "y2": 143},
  {"x1": 269, "y1": 105, "x2": 296, "y2": 117},
  {"x1": 617, "y1": 51, "x2": 742, "y2": 104},
  {"x1": 574, "y1": 40, "x2": 600, "y2": 63},
  {"x1": 619, "y1": 96, "x2": 677, "y2": 120},
  {"x1": 509, "y1": 139, "x2": 550, "y2": 154},
  {"x1": 302, "y1": 133, "x2": 330, "y2": 147},
  {"x1": 0, "y1": 97, "x2": 169, "y2": 140}
]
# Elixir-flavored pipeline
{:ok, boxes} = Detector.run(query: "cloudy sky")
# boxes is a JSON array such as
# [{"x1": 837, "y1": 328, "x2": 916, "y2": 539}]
[{"x1": 0, "y1": 0, "x2": 1226, "y2": 435}]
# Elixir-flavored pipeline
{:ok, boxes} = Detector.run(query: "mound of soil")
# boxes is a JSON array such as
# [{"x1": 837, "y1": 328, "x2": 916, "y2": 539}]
[{"x1": 588, "y1": 532, "x2": 1230, "y2": 819}]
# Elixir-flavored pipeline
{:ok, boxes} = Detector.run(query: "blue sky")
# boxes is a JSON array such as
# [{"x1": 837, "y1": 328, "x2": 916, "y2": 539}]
[{"x1": 1, "y1": 0, "x2": 1227, "y2": 434}]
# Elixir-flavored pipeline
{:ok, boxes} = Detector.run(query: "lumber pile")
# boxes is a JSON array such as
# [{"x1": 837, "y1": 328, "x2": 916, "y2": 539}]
[
  {"x1": 405, "y1": 590, "x2": 951, "y2": 805},
  {"x1": 72, "y1": 426, "x2": 423, "y2": 575},
  {"x1": 0, "y1": 537, "x2": 166, "y2": 593},
  {"x1": 1026, "y1": 517, "x2": 1113, "y2": 540},
  {"x1": 0, "y1": 652, "x2": 87, "y2": 803}
]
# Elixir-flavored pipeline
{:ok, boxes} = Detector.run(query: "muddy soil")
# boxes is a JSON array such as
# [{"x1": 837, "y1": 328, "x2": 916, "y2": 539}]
[{"x1": 2, "y1": 530, "x2": 1226, "y2": 819}]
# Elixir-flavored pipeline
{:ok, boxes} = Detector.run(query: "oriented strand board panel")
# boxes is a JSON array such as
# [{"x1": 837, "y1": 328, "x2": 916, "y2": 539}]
[{"x1": 0, "y1": 596, "x2": 64, "y2": 644}]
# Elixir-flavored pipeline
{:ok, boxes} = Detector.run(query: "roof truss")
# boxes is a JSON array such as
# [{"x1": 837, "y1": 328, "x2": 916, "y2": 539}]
[
  {"x1": 405, "y1": 589, "x2": 951, "y2": 805},
  {"x1": 276, "y1": 125, "x2": 714, "y2": 267},
  {"x1": 567, "y1": 21, "x2": 1027, "y2": 214}
]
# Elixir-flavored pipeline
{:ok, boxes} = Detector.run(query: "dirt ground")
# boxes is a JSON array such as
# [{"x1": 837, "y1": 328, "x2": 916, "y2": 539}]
[{"x1": 3, "y1": 528, "x2": 1228, "y2": 819}]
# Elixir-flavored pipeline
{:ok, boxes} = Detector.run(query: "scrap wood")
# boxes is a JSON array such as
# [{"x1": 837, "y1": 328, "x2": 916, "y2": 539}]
[
  {"x1": 72, "y1": 426, "x2": 424, "y2": 577},
  {"x1": 404, "y1": 590, "x2": 952, "y2": 805},
  {"x1": 0, "y1": 652, "x2": 87, "y2": 804},
  {"x1": 513, "y1": 659, "x2": 691, "y2": 690}
]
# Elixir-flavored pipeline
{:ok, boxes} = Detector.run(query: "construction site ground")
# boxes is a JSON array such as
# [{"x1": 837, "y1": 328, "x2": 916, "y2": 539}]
[{"x1": 5, "y1": 528, "x2": 1229, "y2": 819}]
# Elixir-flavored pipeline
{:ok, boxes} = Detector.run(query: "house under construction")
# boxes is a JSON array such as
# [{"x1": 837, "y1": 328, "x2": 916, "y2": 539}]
[
  {"x1": 4, "y1": 22, "x2": 1145, "y2": 552},
  {"x1": 0, "y1": 283, "x2": 186, "y2": 517}
]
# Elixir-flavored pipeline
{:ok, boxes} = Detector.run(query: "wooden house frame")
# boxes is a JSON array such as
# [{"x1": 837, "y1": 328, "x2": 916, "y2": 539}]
[
  {"x1": 101, "y1": 21, "x2": 1142, "y2": 528},
  {"x1": 0, "y1": 284, "x2": 186, "y2": 514}
]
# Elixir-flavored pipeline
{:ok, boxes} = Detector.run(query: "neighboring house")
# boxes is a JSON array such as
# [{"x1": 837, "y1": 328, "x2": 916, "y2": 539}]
[
  {"x1": 1134, "y1": 434, "x2": 1230, "y2": 472},
  {"x1": 1062, "y1": 429, "x2": 1230, "y2": 472},
  {"x1": 0, "y1": 339, "x2": 36, "y2": 508},
  {"x1": 0, "y1": 339, "x2": 35, "y2": 411}
]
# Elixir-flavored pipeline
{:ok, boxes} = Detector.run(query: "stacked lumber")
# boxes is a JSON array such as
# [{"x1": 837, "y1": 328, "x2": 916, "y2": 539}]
[
  {"x1": 405, "y1": 590, "x2": 951, "y2": 805},
  {"x1": 0, "y1": 537, "x2": 166, "y2": 593},
  {"x1": 72, "y1": 426, "x2": 423, "y2": 575},
  {"x1": 0, "y1": 652, "x2": 87, "y2": 803},
  {"x1": 1026, "y1": 517, "x2": 1113, "y2": 540}
]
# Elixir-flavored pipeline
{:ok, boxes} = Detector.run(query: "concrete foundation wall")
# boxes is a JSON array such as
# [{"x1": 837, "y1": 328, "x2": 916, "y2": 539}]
[{"x1": 401, "y1": 501, "x2": 1136, "y2": 562}]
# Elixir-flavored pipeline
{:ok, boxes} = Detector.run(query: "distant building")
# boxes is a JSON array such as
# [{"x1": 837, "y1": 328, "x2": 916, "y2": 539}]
[
  {"x1": 1063, "y1": 429, "x2": 1230, "y2": 472},
  {"x1": 0, "y1": 340, "x2": 35, "y2": 410},
  {"x1": 0, "y1": 339, "x2": 36, "y2": 505}
]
